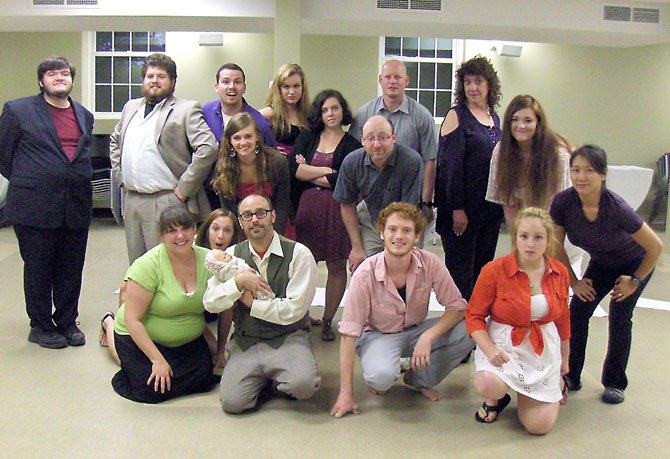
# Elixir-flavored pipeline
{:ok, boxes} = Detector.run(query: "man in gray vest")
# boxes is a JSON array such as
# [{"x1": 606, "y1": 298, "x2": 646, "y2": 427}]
[{"x1": 204, "y1": 194, "x2": 321, "y2": 413}]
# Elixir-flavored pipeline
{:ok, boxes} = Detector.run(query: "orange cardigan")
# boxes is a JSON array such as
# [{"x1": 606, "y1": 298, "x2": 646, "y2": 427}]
[{"x1": 465, "y1": 253, "x2": 570, "y2": 356}]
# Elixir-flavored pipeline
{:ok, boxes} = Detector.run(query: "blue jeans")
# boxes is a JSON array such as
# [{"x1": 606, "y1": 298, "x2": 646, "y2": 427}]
[{"x1": 568, "y1": 258, "x2": 650, "y2": 391}]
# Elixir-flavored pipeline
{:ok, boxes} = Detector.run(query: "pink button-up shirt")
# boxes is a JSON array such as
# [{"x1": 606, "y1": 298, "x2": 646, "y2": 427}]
[{"x1": 338, "y1": 248, "x2": 467, "y2": 337}]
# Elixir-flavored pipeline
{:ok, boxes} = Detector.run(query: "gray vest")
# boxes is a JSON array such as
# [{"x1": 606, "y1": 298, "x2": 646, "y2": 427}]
[{"x1": 232, "y1": 236, "x2": 309, "y2": 351}]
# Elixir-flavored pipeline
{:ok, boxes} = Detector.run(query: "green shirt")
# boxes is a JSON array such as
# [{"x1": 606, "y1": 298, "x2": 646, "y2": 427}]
[{"x1": 114, "y1": 243, "x2": 211, "y2": 347}]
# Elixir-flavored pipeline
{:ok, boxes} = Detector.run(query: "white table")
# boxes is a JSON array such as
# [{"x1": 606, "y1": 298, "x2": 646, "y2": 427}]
[{"x1": 607, "y1": 165, "x2": 654, "y2": 210}]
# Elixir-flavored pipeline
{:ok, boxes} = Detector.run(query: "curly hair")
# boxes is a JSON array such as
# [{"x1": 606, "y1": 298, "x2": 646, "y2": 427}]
[
  {"x1": 510, "y1": 207, "x2": 558, "y2": 255},
  {"x1": 211, "y1": 113, "x2": 273, "y2": 201},
  {"x1": 495, "y1": 95, "x2": 568, "y2": 208},
  {"x1": 195, "y1": 208, "x2": 240, "y2": 249},
  {"x1": 453, "y1": 55, "x2": 501, "y2": 111},
  {"x1": 141, "y1": 53, "x2": 177, "y2": 81},
  {"x1": 307, "y1": 89, "x2": 353, "y2": 132},
  {"x1": 376, "y1": 202, "x2": 426, "y2": 235},
  {"x1": 37, "y1": 56, "x2": 76, "y2": 91},
  {"x1": 263, "y1": 63, "x2": 310, "y2": 139}
]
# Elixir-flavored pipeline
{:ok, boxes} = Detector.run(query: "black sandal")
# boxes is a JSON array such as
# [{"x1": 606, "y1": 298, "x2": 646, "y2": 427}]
[
  {"x1": 321, "y1": 319, "x2": 335, "y2": 341},
  {"x1": 475, "y1": 393, "x2": 511, "y2": 423},
  {"x1": 99, "y1": 312, "x2": 115, "y2": 347},
  {"x1": 560, "y1": 378, "x2": 569, "y2": 405}
]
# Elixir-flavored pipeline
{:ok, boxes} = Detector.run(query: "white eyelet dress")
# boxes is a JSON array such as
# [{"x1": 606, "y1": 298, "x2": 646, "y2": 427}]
[{"x1": 473, "y1": 294, "x2": 563, "y2": 403}]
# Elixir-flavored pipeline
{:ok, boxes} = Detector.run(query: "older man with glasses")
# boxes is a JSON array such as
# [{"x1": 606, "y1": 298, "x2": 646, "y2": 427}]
[
  {"x1": 203, "y1": 194, "x2": 320, "y2": 414},
  {"x1": 334, "y1": 115, "x2": 423, "y2": 272}
]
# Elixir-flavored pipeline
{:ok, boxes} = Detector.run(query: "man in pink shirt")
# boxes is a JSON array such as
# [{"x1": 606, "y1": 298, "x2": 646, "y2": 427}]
[{"x1": 331, "y1": 202, "x2": 474, "y2": 417}]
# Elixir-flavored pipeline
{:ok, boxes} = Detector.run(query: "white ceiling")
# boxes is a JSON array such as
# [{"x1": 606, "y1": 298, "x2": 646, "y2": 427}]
[{"x1": 1, "y1": 0, "x2": 669, "y2": 47}]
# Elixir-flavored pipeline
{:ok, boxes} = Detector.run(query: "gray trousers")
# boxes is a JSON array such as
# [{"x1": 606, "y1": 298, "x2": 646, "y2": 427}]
[
  {"x1": 356, "y1": 319, "x2": 473, "y2": 391},
  {"x1": 123, "y1": 190, "x2": 187, "y2": 264},
  {"x1": 219, "y1": 330, "x2": 321, "y2": 414}
]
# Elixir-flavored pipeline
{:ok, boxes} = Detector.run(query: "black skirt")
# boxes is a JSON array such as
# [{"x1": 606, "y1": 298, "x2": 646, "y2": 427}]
[{"x1": 112, "y1": 332, "x2": 216, "y2": 404}]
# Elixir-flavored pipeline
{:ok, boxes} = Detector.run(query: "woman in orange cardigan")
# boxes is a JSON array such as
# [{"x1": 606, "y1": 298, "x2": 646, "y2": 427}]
[{"x1": 465, "y1": 207, "x2": 570, "y2": 435}]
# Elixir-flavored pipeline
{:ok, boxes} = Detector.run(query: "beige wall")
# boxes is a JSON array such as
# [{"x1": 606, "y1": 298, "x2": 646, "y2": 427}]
[
  {"x1": 1, "y1": 31, "x2": 668, "y2": 169},
  {"x1": 0, "y1": 32, "x2": 82, "y2": 104},
  {"x1": 301, "y1": 34, "x2": 379, "y2": 112}
]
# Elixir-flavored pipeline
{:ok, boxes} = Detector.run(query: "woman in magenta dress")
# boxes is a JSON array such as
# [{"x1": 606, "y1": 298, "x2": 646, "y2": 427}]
[
  {"x1": 289, "y1": 90, "x2": 361, "y2": 341},
  {"x1": 212, "y1": 113, "x2": 291, "y2": 235}
]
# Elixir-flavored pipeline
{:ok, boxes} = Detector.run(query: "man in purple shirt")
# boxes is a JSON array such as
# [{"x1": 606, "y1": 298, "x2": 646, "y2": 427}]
[
  {"x1": 201, "y1": 63, "x2": 276, "y2": 207},
  {"x1": 330, "y1": 203, "x2": 473, "y2": 417}
]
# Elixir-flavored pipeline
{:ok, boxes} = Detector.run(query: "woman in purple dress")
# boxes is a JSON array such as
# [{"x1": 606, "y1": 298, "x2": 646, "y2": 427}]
[
  {"x1": 289, "y1": 90, "x2": 361, "y2": 341},
  {"x1": 435, "y1": 55, "x2": 503, "y2": 301}
]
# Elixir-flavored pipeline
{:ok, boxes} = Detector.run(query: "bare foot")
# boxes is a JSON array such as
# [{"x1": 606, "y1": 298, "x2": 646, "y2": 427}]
[
  {"x1": 419, "y1": 387, "x2": 441, "y2": 401},
  {"x1": 309, "y1": 315, "x2": 322, "y2": 326},
  {"x1": 99, "y1": 314, "x2": 115, "y2": 347},
  {"x1": 367, "y1": 386, "x2": 387, "y2": 396},
  {"x1": 99, "y1": 330, "x2": 107, "y2": 347}
]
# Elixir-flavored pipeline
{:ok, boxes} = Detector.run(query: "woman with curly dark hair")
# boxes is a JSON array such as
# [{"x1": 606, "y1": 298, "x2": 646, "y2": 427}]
[
  {"x1": 211, "y1": 112, "x2": 291, "y2": 235},
  {"x1": 486, "y1": 94, "x2": 572, "y2": 227},
  {"x1": 435, "y1": 55, "x2": 503, "y2": 300},
  {"x1": 288, "y1": 90, "x2": 361, "y2": 340}
]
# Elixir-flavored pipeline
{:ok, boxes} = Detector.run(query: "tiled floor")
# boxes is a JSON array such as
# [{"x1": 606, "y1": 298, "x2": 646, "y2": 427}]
[{"x1": 1, "y1": 217, "x2": 668, "y2": 458}]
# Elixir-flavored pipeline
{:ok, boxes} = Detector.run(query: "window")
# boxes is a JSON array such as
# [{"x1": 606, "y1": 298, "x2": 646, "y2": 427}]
[
  {"x1": 382, "y1": 36, "x2": 461, "y2": 118},
  {"x1": 93, "y1": 31, "x2": 166, "y2": 113}
]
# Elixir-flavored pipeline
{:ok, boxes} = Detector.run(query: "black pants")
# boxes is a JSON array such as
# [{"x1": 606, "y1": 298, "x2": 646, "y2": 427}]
[
  {"x1": 568, "y1": 258, "x2": 650, "y2": 391},
  {"x1": 14, "y1": 224, "x2": 88, "y2": 331},
  {"x1": 439, "y1": 216, "x2": 501, "y2": 300}
]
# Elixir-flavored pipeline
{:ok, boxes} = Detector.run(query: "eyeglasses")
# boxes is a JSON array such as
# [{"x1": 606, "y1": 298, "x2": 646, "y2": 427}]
[
  {"x1": 239, "y1": 209, "x2": 272, "y2": 221},
  {"x1": 362, "y1": 135, "x2": 392, "y2": 144}
]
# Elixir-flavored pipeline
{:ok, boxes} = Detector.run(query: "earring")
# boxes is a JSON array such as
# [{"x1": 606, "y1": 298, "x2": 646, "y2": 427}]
[
  {"x1": 255, "y1": 145, "x2": 260, "y2": 155},
  {"x1": 229, "y1": 146, "x2": 236, "y2": 158}
]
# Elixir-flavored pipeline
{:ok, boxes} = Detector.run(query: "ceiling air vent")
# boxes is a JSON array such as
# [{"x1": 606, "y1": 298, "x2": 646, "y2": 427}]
[
  {"x1": 632, "y1": 7, "x2": 660, "y2": 24},
  {"x1": 377, "y1": 0, "x2": 442, "y2": 12},
  {"x1": 603, "y1": 5, "x2": 632, "y2": 21},
  {"x1": 603, "y1": 5, "x2": 660, "y2": 23},
  {"x1": 32, "y1": 0, "x2": 99, "y2": 6}
]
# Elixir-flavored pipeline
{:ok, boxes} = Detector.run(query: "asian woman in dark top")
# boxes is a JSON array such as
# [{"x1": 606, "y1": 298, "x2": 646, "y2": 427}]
[{"x1": 550, "y1": 144, "x2": 663, "y2": 404}]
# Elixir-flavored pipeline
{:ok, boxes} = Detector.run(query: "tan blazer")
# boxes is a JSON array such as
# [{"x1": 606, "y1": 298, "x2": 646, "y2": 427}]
[{"x1": 110, "y1": 95, "x2": 219, "y2": 218}]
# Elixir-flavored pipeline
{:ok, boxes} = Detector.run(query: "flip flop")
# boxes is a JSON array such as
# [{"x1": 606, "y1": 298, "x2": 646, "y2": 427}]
[
  {"x1": 99, "y1": 311, "x2": 115, "y2": 347},
  {"x1": 475, "y1": 393, "x2": 511, "y2": 423},
  {"x1": 560, "y1": 378, "x2": 569, "y2": 405}
]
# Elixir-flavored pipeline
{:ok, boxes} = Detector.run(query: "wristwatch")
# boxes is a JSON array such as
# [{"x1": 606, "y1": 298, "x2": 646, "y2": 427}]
[{"x1": 631, "y1": 275, "x2": 641, "y2": 286}]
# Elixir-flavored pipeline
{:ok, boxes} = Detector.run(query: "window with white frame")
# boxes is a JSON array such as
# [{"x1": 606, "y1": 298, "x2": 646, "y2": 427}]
[
  {"x1": 382, "y1": 37, "x2": 461, "y2": 119},
  {"x1": 93, "y1": 31, "x2": 166, "y2": 113}
]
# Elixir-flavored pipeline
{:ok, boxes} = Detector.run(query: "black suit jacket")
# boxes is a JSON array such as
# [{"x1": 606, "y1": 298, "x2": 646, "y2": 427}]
[{"x1": 0, "y1": 94, "x2": 95, "y2": 228}]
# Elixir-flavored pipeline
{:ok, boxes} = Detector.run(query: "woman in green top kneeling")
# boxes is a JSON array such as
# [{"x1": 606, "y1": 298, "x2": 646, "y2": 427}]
[{"x1": 111, "y1": 206, "x2": 217, "y2": 403}]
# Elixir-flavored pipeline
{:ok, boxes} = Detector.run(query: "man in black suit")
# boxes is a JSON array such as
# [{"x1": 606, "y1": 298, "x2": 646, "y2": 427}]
[{"x1": 0, "y1": 56, "x2": 95, "y2": 349}]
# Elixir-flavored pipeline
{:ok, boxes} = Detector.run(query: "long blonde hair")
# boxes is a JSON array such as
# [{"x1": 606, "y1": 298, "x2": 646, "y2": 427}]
[
  {"x1": 264, "y1": 63, "x2": 310, "y2": 139},
  {"x1": 212, "y1": 113, "x2": 272, "y2": 201}
]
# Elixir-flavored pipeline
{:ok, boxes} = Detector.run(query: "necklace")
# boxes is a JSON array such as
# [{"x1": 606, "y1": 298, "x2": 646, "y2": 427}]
[{"x1": 529, "y1": 281, "x2": 536, "y2": 294}]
